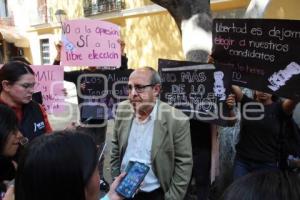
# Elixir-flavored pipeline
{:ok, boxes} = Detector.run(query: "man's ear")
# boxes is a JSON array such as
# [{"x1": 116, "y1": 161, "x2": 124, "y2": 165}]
[
  {"x1": 1, "y1": 80, "x2": 11, "y2": 91},
  {"x1": 153, "y1": 84, "x2": 161, "y2": 97}
]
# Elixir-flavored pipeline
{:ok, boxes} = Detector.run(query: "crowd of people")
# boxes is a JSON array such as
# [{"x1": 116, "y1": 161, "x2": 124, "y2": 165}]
[{"x1": 0, "y1": 40, "x2": 300, "y2": 200}]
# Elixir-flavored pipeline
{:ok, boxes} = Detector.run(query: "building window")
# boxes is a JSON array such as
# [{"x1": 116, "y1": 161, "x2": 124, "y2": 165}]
[
  {"x1": 40, "y1": 39, "x2": 50, "y2": 64},
  {"x1": 38, "y1": 0, "x2": 48, "y2": 23},
  {"x1": 83, "y1": 0, "x2": 124, "y2": 16},
  {"x1": 0, "y1": 0, "x2": 7, "y2": 17}
]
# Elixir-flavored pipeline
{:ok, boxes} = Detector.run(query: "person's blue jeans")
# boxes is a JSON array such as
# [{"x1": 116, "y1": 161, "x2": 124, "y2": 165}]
[{"x1": 233, "y1": 158, "x2": 279, "y2": 180}]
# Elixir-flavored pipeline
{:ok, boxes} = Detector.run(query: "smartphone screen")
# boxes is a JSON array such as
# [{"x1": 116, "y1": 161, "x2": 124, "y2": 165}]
[
  {"x1": 32, "y1": 91, "x2": 43, "y2": 104},
  {"x1": 115, "y1": 161, "x2": 150, "y2": 198}
]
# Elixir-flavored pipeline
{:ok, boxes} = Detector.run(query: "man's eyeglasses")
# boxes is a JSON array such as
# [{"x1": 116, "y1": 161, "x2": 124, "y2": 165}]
[
  {"x1": 127, "y1": 84, "x2": 154, "y2": 93},
  {"x1": 17, "y1": 83, "x2": 35, "y2": 89}
]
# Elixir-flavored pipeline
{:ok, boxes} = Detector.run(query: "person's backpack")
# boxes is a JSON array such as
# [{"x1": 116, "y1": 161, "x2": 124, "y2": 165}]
[{"x1": 279, "y1": 116, "x2": 300, "y2": 170}]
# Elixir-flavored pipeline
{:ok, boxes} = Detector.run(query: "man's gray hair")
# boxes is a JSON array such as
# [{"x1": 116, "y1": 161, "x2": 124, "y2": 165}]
[{"x1": 142, "y1": 66, "x2": 161, "y2": 85}]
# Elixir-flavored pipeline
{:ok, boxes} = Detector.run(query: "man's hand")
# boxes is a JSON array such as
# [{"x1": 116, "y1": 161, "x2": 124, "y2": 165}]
[
  {"x1": 226, "y1": 94, "x2": 236, "y2": 110},
  {"x1": 207, "y1": 54, "x2": 214, "y2": 64},
  {"x1": 54, "y1": 42, "x2": 62, "y2": 61},
  {"x1": 80, "y1": 83, "x2": 86, "y2": 92}
]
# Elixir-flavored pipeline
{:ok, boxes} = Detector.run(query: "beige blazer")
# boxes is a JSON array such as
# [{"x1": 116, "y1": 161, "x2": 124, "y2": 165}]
[{"x1": 111, "y1": 100, "x2": 193, "y2": 200}]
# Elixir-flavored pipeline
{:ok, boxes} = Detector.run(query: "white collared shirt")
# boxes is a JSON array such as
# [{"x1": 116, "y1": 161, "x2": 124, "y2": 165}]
[{"x1": 121, "y1": 101, "x2": 160, "y2": 192}]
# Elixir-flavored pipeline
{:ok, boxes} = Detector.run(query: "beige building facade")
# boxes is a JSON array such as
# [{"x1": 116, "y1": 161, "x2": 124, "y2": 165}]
[
  {"x1": 0, "y1": 0, "x2": 250, "y2": 68},
  {"x1": 1, "y1": 0, "x2": 299, "y2": 68}
]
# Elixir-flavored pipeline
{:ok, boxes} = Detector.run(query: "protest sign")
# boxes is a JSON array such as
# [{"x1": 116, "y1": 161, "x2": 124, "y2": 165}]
[
  {"x1": 77, "y1": 69, "x2": 132, "y2": 121},
  {"x1": 61, "y1": 19, "x2": 121, "y2": 67},
  {"x1": 31, "y1": 65, "x2": 65, "y2": 113},
  {"x1": 158, "y1": 59, "x2": 232, "y2": 125},
  {"x1": 212, "y1": 18, "x2": 300, "y2": 100}
]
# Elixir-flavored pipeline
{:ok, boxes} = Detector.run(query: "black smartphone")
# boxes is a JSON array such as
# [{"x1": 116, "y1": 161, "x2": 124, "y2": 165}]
[
  {"x1": 32, "y1": 91, "x2": 43, "y2": 104},
  {"x1": 115, "y1": 161, "x2": 150, "y2": 198},
  {"x1": 80, "y1": 116, "x2": 93, "y2": 125}
]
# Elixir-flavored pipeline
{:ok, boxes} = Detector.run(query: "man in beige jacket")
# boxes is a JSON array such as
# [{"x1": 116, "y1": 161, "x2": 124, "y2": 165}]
[{"x1": 111, "y1": 67, "x2": 193, "y2": 200}]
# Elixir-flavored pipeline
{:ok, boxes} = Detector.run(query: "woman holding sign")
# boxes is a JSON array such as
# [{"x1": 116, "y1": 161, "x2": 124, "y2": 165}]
[
  {"x1": 0, "y1": 61, "x2": 52, "y2": 142},
  {"x1": 231, "y1": 85, "x2": 296, "y2": 180}
]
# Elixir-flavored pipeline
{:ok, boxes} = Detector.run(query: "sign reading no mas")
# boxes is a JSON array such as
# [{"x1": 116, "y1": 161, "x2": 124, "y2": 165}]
[
  {"x1": 158, "y1": 59, "x2": 232, "y2": 125},
  {"x1": 212, "y1": 18, "x2": 300, "y2": 100}
]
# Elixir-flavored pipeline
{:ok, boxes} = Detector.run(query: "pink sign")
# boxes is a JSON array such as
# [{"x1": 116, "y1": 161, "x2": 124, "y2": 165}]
[
  {"x1": 61, "y1": 19, "x2": 121, "y2": 67},
  {"x1": 31, "y1": 65, "x2": 65, "y2": 114},
  {"x1": 0, "y1": 64, "x2": 3, "y2": 68}
]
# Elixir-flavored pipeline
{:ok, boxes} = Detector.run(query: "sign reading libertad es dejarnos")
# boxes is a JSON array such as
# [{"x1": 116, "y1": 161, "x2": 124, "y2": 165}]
[{"x1": 212, "y1": 18, "x2": 300, "y2": 100}]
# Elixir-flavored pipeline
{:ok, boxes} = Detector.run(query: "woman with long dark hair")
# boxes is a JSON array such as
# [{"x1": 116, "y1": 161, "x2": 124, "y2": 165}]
[
  {"x1": 15, "y1": 131, "x2": 124, "y2": 200},
  {"x1": 0, "y1": 104, "x2": 25, "y2": 198}
]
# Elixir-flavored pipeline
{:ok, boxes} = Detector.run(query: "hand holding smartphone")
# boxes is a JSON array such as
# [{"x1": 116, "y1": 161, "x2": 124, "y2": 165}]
[{"x1": 115, "y1": 161, "x2": 150, "y2": 198}]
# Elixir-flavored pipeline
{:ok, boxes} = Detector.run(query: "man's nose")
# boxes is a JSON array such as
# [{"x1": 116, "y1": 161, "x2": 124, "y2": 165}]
[{"x1": 129, "y1": 87, "x2": 138, "y2": 96}]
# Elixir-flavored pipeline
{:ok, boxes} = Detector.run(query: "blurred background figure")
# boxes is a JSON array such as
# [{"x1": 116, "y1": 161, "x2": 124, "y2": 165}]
[
  {"x1": 119, "y1": 40, "x2": 128, "y2": 70},
  {"x1": 53, "y1": 42, "x2": 110, "y2": 192}
]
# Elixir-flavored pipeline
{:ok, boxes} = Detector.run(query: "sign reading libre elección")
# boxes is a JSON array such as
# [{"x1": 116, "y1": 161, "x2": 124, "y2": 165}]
[
  {"x1": 158, "y1": 59, "x2": 232, "y2": 125},
  {"x1": 61, "y1": 19, "x2": 121, "y2": 67},
  {"x1": 212, "y1": 18, "x2": 300, "y2": 100}
]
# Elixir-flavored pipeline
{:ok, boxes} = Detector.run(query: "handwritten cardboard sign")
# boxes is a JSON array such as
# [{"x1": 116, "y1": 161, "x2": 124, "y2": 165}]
[
  {"x1": 77, "y1": 69, "x2": 132, "y2": 121},
  {"x1": 158, "y1": 59, "x2": 232, "y2": 126},
  {"x1": 212, "y1": 18, "x2": 300, "y2": 100},
  {"x1": 31, "y1": 65, "x2": 65, "y2": 114},
  {"x1": 61, "y1": 19, "x2": 121, "y2": 67}
]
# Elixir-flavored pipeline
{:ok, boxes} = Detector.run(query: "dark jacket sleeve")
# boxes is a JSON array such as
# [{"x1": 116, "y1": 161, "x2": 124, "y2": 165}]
[
  {"x1": 52, "y1": 59, "x2": 79, "y2": 83},
  {"x1": 63, "y1": 71, "x2": 81, "y2": 84}
]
